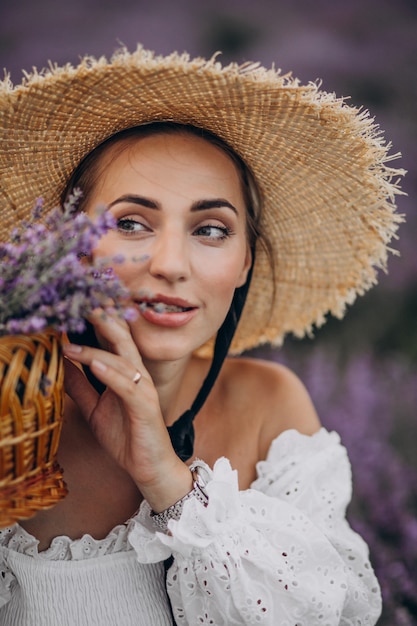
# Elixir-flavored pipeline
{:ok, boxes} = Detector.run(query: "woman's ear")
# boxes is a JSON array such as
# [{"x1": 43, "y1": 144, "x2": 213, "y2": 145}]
[{"x1": 236, "y1": 245, "x2": 253, "y2": 288}]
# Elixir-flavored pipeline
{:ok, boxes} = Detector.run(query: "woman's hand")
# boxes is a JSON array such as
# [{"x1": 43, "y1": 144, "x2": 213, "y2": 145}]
[{"x1": 63, "y1": 311, "x2": 193, "y2": 512}]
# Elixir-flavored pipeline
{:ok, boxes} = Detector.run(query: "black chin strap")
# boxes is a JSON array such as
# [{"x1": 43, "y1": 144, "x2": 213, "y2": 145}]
[
  {"x1": 166, "y1": 261, "x2": 254, "y2": 460},
  {"x1": 69, "y1": 255, "x2": 254, "y2": 462}
]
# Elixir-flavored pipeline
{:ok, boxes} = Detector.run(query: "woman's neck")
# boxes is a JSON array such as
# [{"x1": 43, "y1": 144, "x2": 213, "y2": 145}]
[{"x1": 144, "y1": 354, "x2": 207, "y2": 426}]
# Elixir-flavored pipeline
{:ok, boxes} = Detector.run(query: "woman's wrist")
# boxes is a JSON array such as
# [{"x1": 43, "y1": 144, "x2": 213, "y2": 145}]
[
  {"x1": 150, "y1": 460, "x2": 211, "y2": 532},
  {"x1": 138, "y1": 459, "x2": 194, "y2": 514}
]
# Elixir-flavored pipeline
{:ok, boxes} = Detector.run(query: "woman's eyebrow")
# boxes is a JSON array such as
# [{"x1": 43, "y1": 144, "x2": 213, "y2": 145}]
[
  {"x1": 109, "y1": 195, "x2": 238, "y2": 214},
  {"x1": 191, "y1": 199, "x2": 238, "y2": 214},
  {"x1": 109, "y1": 195, "x2": 159, "y2": 209}
]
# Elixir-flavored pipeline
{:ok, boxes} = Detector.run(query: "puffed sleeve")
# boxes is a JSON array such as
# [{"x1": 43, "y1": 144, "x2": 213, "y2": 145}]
[{"x1": 129, "y1": 428, "x2": 382, "y2": 625}]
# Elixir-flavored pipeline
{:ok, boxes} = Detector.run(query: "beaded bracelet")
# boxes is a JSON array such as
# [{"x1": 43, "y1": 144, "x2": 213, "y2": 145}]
[{"x1": 150, "y1": 460, "x2": 211, "y2": 532}]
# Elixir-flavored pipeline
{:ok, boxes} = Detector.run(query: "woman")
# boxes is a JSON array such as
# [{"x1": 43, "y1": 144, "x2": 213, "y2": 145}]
[{"x1": 0, "y1": 47, "x2": 404, "y2": 625}]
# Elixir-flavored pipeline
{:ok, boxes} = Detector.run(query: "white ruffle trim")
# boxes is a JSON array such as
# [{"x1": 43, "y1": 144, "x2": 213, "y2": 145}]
[{"x1": 0, "y1": 519, "x2": 133, "y2": 561}]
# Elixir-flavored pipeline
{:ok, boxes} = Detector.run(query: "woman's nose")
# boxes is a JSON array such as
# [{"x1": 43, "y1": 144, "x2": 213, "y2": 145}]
[{"x1": 148, "y1": 230, "x2": 191, "y2": 283}]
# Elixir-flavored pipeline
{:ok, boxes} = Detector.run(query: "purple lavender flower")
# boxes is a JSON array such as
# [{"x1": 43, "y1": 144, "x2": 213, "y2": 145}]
[{"x1": 0, "y1": 193, "x2": 140, "y2": 336}]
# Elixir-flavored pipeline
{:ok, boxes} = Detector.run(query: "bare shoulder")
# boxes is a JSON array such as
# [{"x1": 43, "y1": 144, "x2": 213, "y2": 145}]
[{"x1": 223, "y1": 356, "x2": 321, "y2": 459}]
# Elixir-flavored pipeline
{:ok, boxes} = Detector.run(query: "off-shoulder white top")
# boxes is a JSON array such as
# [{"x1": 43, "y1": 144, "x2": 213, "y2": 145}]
[{"x1": 0, "y1": 429, "x2": 382, "y2": 625}]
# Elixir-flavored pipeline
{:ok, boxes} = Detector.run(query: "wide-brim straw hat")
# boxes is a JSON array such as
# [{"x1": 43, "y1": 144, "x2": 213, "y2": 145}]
[{"x1": 0, "y1": 46, "x2": 405, "y2": 354}]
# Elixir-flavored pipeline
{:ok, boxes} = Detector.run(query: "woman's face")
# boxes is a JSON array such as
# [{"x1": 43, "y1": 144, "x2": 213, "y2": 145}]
[{"x1": 85, "y1": 132, "x2": 252, "y2": 362}]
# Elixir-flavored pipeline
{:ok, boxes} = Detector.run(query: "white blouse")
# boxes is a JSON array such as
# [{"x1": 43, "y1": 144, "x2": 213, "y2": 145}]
[{"x1": 0, "y1": 428, "x2": 382, "y2": 625}]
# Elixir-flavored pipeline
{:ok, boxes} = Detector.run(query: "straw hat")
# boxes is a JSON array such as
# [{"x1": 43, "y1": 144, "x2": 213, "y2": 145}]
[{"x1": 0, "y1": 46, "x2": 405, "y2": 354}]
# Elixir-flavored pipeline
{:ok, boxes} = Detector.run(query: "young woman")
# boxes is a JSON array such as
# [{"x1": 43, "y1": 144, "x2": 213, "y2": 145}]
[{"x1": 0, "y1": 47, "x2": 404, "y2": 625}]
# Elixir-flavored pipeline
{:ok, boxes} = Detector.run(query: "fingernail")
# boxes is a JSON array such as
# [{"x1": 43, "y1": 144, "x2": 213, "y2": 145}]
[{"x1": 63, "y1": 343, "x2": 82, "y2": 354}]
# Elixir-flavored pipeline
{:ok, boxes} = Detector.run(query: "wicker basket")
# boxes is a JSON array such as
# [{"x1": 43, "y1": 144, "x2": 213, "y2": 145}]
[{"x1": 0, "y1": 330, "x2": 68, "y2": 527}]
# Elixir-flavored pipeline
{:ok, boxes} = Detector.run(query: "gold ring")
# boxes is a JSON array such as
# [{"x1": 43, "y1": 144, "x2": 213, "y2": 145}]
[{"x1": 132, "y1": 370, "x2": 142, "y2": 384}]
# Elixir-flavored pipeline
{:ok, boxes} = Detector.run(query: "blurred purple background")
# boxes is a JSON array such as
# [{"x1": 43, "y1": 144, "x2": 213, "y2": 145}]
[{"x1": 1, "y1": 1, "x2": 416, "y2": 622}]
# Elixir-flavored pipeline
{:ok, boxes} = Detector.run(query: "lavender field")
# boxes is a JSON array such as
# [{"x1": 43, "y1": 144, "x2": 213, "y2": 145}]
[{"x1": 1, "y1": 0, "x2": 416, "y2": 622}]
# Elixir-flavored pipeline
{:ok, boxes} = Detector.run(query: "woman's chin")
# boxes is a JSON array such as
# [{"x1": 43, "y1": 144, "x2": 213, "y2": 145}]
[
  {"x1": 135, "y1": 339, "x2": 203, "y2": 364},
  {"x1": 130, "y1": 325, "x2": 215, "y2": 364}
]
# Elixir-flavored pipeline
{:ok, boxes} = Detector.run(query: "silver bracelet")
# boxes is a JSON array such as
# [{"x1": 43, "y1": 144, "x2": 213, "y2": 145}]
[{"x1": 150, "y1": 460, "x2": 211, "y2": 532}]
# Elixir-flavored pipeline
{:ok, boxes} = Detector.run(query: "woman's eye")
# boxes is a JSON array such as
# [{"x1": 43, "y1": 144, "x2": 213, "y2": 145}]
[
  {"x1": 195, "y1": 224, "x2": 231, "y2": 240},
  {"x1": 117, "y1": 218, "x2": 147, "y2": 234}
]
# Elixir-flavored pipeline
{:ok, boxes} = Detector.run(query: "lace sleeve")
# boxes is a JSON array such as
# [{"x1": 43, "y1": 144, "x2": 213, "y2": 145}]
[
  {"x1": 0, "y1": 548, "x2": 15, "y2": 608},
  {"x1": 129, "y1": 428, "x2": 382, "y2": 626}
]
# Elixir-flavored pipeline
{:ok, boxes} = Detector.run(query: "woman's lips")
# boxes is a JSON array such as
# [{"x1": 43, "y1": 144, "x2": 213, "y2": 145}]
[{"x1": 135, "y1": 297, "x2": 198, "y2": 327}]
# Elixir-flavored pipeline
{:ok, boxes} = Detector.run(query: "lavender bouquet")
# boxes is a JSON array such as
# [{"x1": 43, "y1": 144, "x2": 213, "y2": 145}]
[{"x1": 0, "y1": 191, "x2": 136, "y2": 337}]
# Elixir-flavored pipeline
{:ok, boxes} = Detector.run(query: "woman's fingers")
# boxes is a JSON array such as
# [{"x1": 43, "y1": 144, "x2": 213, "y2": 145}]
[
  {"x1": 88, "y1": 309, "x2": 142, "y2": 367},
  {"x1": 62, "y1": 343, "x2": 156, "y2": 420},
  {"x1": 89, "y1": 357, "x2": 143, "y2": 396},
  {"x1": 63, "y1": 342, "x2": 146, "y2": 382}
]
